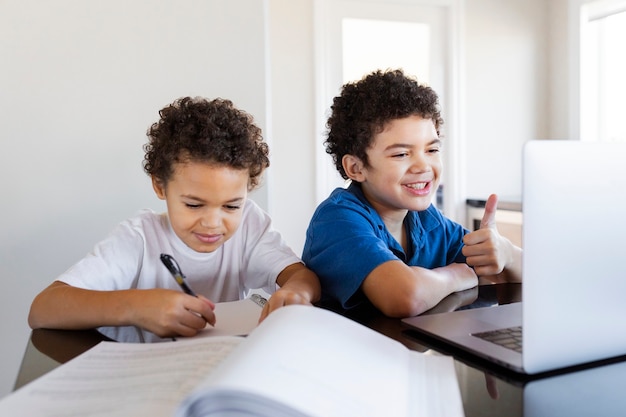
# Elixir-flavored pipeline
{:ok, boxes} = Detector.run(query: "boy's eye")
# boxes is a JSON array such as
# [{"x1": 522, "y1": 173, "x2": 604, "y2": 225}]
[
  {"x1": 185, "y1": 203, "x2": 202, "y2": 209},
  {"x1": 428, "y1": 147, "x2": 441, "y2": 154},
  {"x1": 225, "y1": 205, "x2": 242, "y2": 211},
  {"x1": 392, "y1": 152, "x2": 409, "y2": 158}
]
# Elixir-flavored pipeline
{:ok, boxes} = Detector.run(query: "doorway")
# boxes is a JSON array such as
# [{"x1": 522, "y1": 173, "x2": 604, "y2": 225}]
[{"x1": 314, "y1": 0, "x2": 464, "y2": 220}]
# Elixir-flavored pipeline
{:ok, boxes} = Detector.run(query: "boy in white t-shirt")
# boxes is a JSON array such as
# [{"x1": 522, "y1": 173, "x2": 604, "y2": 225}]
[{"x1": 28, "y1": 97, "x2": 321, "y2": 339}]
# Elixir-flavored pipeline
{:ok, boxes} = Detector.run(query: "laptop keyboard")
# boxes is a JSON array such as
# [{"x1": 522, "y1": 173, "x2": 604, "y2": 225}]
[{"x1": 472, "y1": 326, "x2": 523, "y2": 353}]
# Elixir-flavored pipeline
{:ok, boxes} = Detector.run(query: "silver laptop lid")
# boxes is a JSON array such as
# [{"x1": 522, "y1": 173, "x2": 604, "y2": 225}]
[{"x1": 522, "y1": 140, "x2": 626, "y2": 373}]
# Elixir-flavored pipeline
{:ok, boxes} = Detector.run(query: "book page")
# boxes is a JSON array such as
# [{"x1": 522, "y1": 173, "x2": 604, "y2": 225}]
[
  {"x1": 177, "y1": 305, "x2": 463, "y2": 417},
  {"x1": 195, "y1": 296, "x2": 264, "y2": 338},
  {"x1": 0, "y1": 337, "x2": 243, "y2": 417},
  {"x1": 408, "y1": 352, "x2": 465, "y2": 417}
]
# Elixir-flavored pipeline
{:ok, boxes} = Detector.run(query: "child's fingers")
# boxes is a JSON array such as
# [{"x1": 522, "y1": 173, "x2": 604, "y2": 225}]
[{"x1": 480, "y1": 194, "x2": 499, "y2": 229}]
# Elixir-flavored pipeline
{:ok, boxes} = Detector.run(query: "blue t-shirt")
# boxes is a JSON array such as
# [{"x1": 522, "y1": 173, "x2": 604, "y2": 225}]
[{"x1": 302, "y1": 184, "x2": 469, "y2": 309}]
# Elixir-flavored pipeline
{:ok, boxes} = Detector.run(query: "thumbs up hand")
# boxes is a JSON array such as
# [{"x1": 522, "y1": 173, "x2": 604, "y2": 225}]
[{"x1": 462, "y1": 194, "x2": 511, "y2": 277}]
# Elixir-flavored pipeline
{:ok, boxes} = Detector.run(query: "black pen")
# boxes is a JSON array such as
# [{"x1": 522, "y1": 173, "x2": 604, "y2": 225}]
[{"x1": 160, "y1": 253, "x2": 197, "y2": 297}]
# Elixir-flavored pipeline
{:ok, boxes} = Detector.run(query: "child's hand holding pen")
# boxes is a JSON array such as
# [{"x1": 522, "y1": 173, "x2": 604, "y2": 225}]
[{"x1": 159, "y1": 254, "x2": 216, "y2": 334}]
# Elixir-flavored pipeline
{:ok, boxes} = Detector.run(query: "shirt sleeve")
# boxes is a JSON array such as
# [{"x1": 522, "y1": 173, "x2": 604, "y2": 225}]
[
  {"x1": 57, "y1": 219, "x2": 145, "y2": 291},
  {"x1": 303, "y1": 199, "x2": 399, "y2": 309}
]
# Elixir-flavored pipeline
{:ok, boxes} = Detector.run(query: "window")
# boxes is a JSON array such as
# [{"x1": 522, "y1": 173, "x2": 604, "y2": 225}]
[
  {"x1": 342, "y1": 18, "x2": 431, "y2": 84},
  {"x1": 580, "y1": 1, "x2": 626, "y2": 142}
]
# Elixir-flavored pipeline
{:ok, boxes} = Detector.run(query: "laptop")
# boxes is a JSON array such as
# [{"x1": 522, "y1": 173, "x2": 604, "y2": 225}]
[{"x1": 402, "y1": 140, "x2": 626, "y2": 375}]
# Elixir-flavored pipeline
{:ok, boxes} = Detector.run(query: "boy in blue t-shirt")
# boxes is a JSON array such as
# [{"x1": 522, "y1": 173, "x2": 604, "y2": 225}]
[{"x1": 302, "y1": 69, "x2": 521, "y2": 317}]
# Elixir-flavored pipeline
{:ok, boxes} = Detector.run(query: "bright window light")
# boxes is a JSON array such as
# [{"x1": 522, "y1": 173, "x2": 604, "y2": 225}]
[
  {"x1": 581, "y1": 3, "x2": 626, "y2": 142},
  {"x1": 601, "y1": 11, "x2": 626, "y2": 142},
  {"x1": 342, "y1": 18, "x2": 430, "y2": 84}
]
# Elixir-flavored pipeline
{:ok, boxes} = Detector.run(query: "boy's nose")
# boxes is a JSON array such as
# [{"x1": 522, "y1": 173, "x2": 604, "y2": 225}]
[
  {"x1": 200, "y1": 211, "x2": 221, "y2": 228},
  {"x1": 409, "y1": 154, "x2": 428, "y2": 172}
]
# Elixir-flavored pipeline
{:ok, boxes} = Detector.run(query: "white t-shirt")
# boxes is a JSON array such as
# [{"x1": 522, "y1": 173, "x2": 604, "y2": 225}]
[{"x1": 59, "y1": 199, "x2": 301, "y2": 301}]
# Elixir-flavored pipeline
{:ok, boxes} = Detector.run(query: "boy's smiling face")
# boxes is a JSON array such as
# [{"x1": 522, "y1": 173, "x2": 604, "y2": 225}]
[
  {"x1": 347, "y1": 115, "x2": 442, "y2": 221},
  {"x1": 152, "y1": 161, "x2": 249, "y2": 253}
]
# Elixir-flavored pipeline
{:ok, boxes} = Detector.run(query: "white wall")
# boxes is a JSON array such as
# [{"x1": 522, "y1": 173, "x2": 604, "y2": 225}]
[
  {"x1": 463, "y1": 0, "x2": 574, "y2": 201},
  {"x1": 0, "y1": 0, "x2": 578, "y2": 398},
  {"x1": 464, "y1": 0, "x2": 550, "y2": 200},
  {"x1": 267, "y1": 0, "x2": 317, "y2": 255}
]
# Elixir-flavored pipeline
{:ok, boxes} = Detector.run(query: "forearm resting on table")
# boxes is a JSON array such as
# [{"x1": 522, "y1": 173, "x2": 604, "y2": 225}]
[
  {"x1": 28, "y1": 281, "x2": 143, "y2": 330},
  {"x1": 362, "y1": 261, "x2": 478, "y2": 318}
]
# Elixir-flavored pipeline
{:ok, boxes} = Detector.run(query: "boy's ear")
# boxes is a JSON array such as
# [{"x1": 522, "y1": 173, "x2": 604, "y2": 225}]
[
  {"x1": 342, "y1": 154, "x2": 365, "y2": 182},
  {"x1": 152, "y1": 176, "x2": 166, "y2": 200}
]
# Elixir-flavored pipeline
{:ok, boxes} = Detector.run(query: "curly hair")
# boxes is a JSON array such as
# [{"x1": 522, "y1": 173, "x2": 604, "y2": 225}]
[
  {"x1": 325, "y1": 69, "x2": 444, "y2": 180},
  {"x1": 143, "y1": 97, "x2": 269, "y2": 190}
]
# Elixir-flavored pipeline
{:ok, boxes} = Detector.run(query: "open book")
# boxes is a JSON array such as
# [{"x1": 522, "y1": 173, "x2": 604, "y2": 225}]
[{"x1": 0, "y1": 305, "x2": 464, "y2": 417}]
